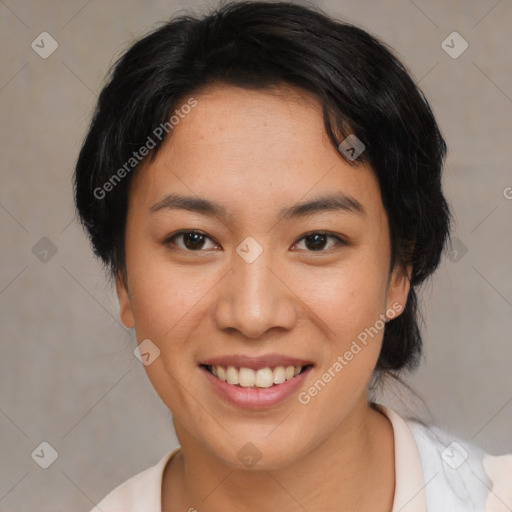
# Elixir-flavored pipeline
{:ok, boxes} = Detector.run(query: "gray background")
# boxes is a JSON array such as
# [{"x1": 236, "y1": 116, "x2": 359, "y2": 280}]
[{"x1": 1, "y1": 1, "x2": 511, "y2": 511}]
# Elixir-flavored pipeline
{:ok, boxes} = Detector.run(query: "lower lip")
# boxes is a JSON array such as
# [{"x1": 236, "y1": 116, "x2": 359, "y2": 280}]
[{"x1": 200, "y1": 365, "x2": 313, "y2": 409}]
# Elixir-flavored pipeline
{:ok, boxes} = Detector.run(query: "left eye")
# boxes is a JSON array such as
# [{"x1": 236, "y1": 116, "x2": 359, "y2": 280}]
[{"x1": 293, "y1": 232, "x2": 344, "y2": 252}]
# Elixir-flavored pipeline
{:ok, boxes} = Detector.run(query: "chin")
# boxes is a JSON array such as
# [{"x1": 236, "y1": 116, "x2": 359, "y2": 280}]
[{"x1": 209, "y1": 433, "x2": 308, "y2": 472}]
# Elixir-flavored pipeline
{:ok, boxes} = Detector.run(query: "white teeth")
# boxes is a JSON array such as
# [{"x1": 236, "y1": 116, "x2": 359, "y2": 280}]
[
  {"x1": 217, "y1": 365, "x2": 227, "y2": 381},
  {"x1": 255, "y1": 368, "x2": 274, "y2": 388},
  {"x1": 226, "y1": 365, "x2": 239, "y2": 385},
  {"x1": 239, "y1": 367, "x2": 256, "y2": 387},
  {"x1": 209, "y1": 364, "x2": 305, "y2": 388},
  {"x1": 273, "y1": 366, "x2": 286, "y2": 384}
]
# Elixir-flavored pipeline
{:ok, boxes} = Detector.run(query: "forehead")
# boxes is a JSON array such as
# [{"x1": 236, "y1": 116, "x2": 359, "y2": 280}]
[{"x1": 130, "y1": 84, "x2": 384, "y2": 225}]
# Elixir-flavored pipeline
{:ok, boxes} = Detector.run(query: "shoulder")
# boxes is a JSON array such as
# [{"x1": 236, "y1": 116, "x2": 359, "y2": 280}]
[
  {"x1": 89, "y1": 447, "x2": 180, "y2": 512},
  {"x1": 404, "y1": 415, "x2": 512, "y2": 512}
]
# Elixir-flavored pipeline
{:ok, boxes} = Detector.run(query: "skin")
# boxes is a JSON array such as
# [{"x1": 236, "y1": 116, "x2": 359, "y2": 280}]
[{"x1": 115, "y1": 83, "x2": 411, "y2": 512}]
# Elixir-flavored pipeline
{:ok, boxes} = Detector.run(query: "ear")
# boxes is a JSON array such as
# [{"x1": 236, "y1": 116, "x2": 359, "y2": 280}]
[
  {"x1": 115, "y1": 273, "x2": 135, "y2": 328},
  {"x1": 385, "y1": 262, "x2": 412, "y2": 318}
]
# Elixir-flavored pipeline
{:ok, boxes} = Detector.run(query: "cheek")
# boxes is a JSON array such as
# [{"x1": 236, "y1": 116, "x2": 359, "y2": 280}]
[
  {"x1": 296, "y1": 255, "x2": 389, "y2": 336},
  {"x1": 126, "y1": 253, "x2": 220, "y2": 341}
]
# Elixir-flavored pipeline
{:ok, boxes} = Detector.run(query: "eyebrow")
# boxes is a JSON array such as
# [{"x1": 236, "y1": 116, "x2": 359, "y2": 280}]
[{"x1": 149, "y1": 192, "x2": 367, "y2": 220}]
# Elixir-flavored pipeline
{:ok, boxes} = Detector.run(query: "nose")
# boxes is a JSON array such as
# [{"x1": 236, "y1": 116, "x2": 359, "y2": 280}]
[{"x1": 213, "y1": 247, "x2": 298, "y2": 339}]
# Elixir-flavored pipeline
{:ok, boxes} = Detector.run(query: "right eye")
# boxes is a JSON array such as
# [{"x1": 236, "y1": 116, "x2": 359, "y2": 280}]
[{"x1": 164, "y1": 230, "x2": 220, "y2": 251}]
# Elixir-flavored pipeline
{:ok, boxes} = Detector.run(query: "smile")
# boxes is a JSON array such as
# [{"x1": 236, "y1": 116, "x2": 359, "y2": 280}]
[
  {"x1": 203, "y1": 364, "x2": 313, "y2": 388},
  {"x1": 199, "y1": 359, "x2": 314, "y2": 409}
]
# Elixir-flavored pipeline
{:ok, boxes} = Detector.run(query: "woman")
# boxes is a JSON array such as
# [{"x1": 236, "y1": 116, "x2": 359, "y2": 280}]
[{"x1": 74, "y1": 1, "x2": 511, "y2": 511}]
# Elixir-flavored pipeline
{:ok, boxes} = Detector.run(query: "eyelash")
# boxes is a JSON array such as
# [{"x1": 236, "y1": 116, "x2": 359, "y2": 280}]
[{"x1": 164, "y1": 230, "x2": 347, "y2": 253}]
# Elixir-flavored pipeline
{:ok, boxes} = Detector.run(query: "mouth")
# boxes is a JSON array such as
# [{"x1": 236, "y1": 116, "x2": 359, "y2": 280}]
[
  {"x1": 200, "y1": 363, "x2": 314, "y2": 388},
  {"x1": 198, "y1": 354, "x2": 315, "y2": 408}
]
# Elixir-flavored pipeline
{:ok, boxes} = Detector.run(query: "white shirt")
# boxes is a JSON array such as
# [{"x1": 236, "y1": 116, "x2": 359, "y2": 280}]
[{"x1": 90, "y1": 404, "x2": 512, "y2": 512}]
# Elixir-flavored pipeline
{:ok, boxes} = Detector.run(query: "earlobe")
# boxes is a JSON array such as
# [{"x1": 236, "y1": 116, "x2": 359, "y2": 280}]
[
  {"x1": 386, "y1": 263, "x2": 412, "y2": 318},
  {"x1": 115, "y1": 273, "x2": 135, "y2": 328}
]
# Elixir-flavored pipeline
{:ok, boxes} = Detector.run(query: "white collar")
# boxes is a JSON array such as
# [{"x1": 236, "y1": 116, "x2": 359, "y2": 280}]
[
  {"x1": 93, "y1": 404, "x2": 428, "y2": 511},
  {"x1": 375, "y1": 404, "x2": 428, "y2": 512}
]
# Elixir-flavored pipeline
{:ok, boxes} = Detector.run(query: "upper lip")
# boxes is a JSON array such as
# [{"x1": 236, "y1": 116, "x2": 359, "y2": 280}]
[{"x1": 200, "y1": 354, "x2": 314, "y2": 371}]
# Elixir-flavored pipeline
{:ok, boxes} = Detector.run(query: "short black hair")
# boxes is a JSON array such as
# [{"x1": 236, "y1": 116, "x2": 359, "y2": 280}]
[{"x1": 73, "y1": 0, "x2": 452, "y2": 374}]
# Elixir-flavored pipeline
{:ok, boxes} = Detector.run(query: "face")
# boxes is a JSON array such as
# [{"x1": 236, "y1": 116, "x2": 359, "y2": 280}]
[{"x1": 116, "y1": 83, "x2": 410, "y2": 470}]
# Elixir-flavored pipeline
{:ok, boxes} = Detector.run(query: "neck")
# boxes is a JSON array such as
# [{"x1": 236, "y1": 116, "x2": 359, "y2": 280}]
[{"x1": 163, "y1": 399, "x2": 395, "y2": 512}]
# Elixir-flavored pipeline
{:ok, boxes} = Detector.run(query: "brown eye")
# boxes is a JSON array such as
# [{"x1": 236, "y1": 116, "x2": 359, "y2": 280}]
[
  {"x1": 293, "y1": 232, "x2": 345, "y2": 252},
  {"x1": 166, "y1": 231, "x2": 218, "y2": 251},
  {"x1": 183, "y1": 232, "x2": 207, "y2": 250},
  {"x1": 305, "y1": 233, "x2": 328, "y2": 251}
]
